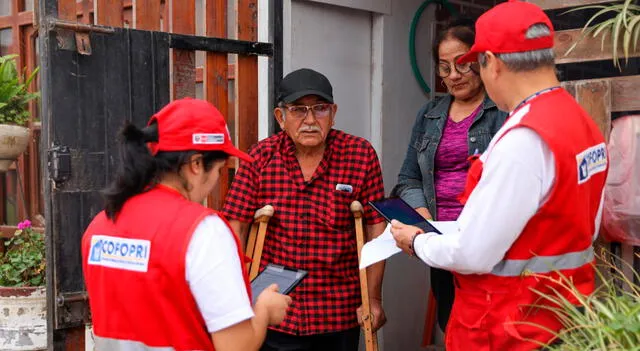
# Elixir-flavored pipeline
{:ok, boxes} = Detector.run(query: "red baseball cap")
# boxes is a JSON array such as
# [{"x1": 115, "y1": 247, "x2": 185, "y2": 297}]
[
  {"x1": 147, "y1": 98, "x2": 253, "y2": 162},
  {"x1": 458, "y1": 0, "x2": 554, "y2": 64}
]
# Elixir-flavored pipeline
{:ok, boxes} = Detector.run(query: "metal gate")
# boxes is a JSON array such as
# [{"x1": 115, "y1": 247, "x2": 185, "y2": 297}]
[{"x1": 37, "y1": 0, "x2": 280, "y2": 349}]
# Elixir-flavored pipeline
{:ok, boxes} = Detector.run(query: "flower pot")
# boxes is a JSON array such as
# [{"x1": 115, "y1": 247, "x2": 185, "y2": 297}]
[
  {"x1": 0, "y1": 286, "x2": 47, "y2": 350},
  {"x1": 0, "y1": 124, "x2": 30, "y2": 172}
]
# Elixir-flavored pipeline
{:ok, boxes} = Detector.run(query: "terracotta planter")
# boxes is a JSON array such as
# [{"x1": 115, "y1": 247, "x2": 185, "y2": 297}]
[
  {"x1": 0, "y1": 286, "x2": 47, "y2": 350},
  {"x1": 0, "y1": 124, "x2": 30, "y2": 172}
]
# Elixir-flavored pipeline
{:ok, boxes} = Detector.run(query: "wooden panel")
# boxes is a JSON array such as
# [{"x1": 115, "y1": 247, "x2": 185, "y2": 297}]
[
  {"x1": 205, "y1": 0, "x2": 229, "y2": 209},
  {"x1": 170, "y1": 0, "x2": 196, "y2": 99},
  {"x1": 610, "y1": 75, "x2": 640, "y2": 113},
  {"x1": 574, "y1": 80, "x2": 612, "y2": 141},
  {"x1": 195, "y1": 64, "x2": 236, "y2": 82},
  {"x1": 81, "y1": 0, "x2": 90, "y2": 23},
  {"x1": 562, "y1": 75, "x2": 640, "y2": 113},
  {"x1": 235, "y1": 0, "x2": 258, "y2": 153},
  {"x1": 95, "y1": 0, "x2": 123, "y2": 26},
  {"x1": 0, "y1": 16, "x2": 13, "y2": 29},
  {"x1": 527, "y1": 0, "x2": 613, "y2": 10},
  {"x1": 0, "y1": 10, "x2": 33, "y2": 28},
  {"x1": 555, "y1": 28, "x2": 640, "y2": 64},
  {"x1": 134, "y1": 0, "x2": 160, "y2": 30},
  {"x1": 57, "y1": 0, "x2": 76, "y2": 20}
]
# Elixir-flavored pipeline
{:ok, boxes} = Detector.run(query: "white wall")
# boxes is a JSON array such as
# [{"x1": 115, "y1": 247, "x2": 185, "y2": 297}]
[
  {"x1": 305, "y1": 0, "x2": 391, "y2": 14},
  {"x1": 377, "y1": 2, "x2": 436, "y2": 350},
  {"x1": 288, "y1": 2, "x2": 374, "y2": 141}
]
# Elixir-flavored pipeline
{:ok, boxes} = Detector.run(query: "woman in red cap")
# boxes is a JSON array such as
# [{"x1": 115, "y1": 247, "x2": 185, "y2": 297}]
[{"x1": 81, "y1": 98, "x2": 291, "y2": 351}]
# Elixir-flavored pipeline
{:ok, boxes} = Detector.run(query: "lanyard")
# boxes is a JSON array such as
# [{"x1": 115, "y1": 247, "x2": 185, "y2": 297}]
[{"x1": 511, "y1": 86, "x2": 560, "y2": 115}]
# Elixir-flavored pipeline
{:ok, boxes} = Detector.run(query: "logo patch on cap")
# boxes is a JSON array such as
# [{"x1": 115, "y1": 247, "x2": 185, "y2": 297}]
[{"x1": 193, "y1": 133, "x2": 225, "y2": 145}]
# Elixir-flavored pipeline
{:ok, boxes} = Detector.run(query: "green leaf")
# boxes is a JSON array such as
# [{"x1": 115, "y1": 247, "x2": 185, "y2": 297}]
[
  {"x1": 566, "y1": 2, "x2": 640, "y2": 68},
  {"x1": 583, "y1": 5, "x2": 624, "y2": 30},
  {"x1": 627, "y1": 321, "x2": 640, "y2": 333},
  {"x1": 629, "y1": 14, "x2": 640, "y2": 52},
  {"x1": 613, "y1": 10, "x2": 625, "y2": 67},
  {"x1": 0, "y1": 54, "x2": 39, "y2": 126}
]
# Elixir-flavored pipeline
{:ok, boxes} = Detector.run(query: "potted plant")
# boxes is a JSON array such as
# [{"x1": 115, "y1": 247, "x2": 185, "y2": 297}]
[
  {"x1": 0, "y1": 220, "x2": 47, "y2": 350},
  {"x1": 0, "y1": 54, "x2": 39, "y2": 172},
  {"x1": 565, "y1": 0, "x2": 640, "y2": 68},
  {"x1": 527, "y1": 251, "x2": 640, "y2": 350}
]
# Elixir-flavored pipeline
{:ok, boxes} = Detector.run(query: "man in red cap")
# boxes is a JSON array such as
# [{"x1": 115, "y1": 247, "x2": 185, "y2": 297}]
[{"x1": 391, "y1": 1, "x2": 608, "y2": 350}]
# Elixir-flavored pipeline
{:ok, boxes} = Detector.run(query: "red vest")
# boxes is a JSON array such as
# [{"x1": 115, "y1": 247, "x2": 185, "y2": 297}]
[
  {"x1": 450, "y1": 89, "x2": 607, "y2": 351},
  {"x1": 82, "y1": 185, "x2": 251, "y2": 351}
]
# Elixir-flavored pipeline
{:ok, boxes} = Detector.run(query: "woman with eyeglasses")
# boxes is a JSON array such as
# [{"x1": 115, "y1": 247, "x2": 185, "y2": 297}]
[{"x1": 392, "y1": 17, "x2": 507, "y2": 333}]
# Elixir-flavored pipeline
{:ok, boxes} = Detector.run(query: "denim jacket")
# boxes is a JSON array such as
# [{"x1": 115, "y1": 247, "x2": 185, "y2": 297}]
[{"x1": 391, "y1": 94, "x2": 508, "y2": 219}]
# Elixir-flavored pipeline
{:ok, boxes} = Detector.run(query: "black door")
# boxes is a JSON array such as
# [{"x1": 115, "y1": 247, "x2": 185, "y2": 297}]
[{"x1": 40, "y1": 24, "x2": 170, "y2": 348}]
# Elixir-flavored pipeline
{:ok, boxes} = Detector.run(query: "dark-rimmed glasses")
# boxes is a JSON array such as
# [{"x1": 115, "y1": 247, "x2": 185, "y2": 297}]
[{"x1": 437, "y1": 61, "x2": 477, "y2": 78}]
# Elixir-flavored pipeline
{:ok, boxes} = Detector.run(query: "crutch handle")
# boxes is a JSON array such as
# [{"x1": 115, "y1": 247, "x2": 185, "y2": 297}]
[
  {"x1": 254, "y1": 205, "x2": 274, "y2": 220},
  {"x1": 246, "y1": 205, "x2": 274, "y2": 279},
  {"x1": 350, "y1": 200, "x2": 364, "y2": 215}
]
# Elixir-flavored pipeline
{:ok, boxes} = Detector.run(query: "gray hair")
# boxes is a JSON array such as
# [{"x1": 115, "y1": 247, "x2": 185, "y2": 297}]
[
  {"x1": 277, "y1": 102, "x2": 287, "y2": 121},
  {"x1": 478, "y1": 23, "x2": 555, "y2": 72}
]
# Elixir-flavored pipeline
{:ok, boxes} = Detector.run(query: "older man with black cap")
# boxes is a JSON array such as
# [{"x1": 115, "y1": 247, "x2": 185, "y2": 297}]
[
  {"x1": 391, "y1": 1, "x2": 608, "y2": 350},
  {"x1": 223, "y1": 68, "x2": 387, "y2": 351}
]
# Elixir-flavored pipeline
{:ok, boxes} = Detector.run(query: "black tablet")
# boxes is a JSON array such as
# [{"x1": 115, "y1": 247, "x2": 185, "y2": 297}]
[
  {"x1": 368, "y1": 197, "x2": 442, "y2": 234},
  {"x1": 250, "y1": 264, "x2": 308, "y2": 305}
]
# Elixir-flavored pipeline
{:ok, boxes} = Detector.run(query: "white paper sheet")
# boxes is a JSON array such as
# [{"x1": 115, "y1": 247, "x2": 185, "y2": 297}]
[
  {"x1": 359, "y1": 221, "x2": 459, "y2": 269},
  {"x1": 359, "y1": 224, "x2": 400, "y2": 269}
]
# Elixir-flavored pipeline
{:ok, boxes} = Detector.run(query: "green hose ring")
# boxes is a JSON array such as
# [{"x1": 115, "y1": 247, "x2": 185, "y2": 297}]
[{"x1": 410, "y1": 0, "x2": 457, "y2": 94}]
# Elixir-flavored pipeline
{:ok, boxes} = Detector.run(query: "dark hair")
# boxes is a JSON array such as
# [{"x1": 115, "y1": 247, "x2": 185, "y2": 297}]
[
  {"x1": 103, "y1": 122, "x2": 228, "y2": 220},
  {"x1": 432, "y1": 17, "x2": 476, "y2": 64}
]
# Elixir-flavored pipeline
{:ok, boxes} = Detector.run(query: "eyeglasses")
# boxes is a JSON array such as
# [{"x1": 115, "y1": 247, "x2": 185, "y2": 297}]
[
  {"x1": 283, "y1": 103, "x2": 333, "y2": 119},
  {"x1": 437, "y1": 61, "x2": 477, "y2": 78}
]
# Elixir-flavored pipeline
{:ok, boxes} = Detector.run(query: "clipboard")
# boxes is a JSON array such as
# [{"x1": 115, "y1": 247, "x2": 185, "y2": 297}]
[
  {"x1": 250, "y1": 264, "x2": 307, "y2": 304},
  {"x1": 368, "y1": 197, "x2": 442, "y2": 234}
]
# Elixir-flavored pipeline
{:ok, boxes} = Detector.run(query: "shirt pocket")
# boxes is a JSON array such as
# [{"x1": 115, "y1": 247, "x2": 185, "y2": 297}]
[{"x1": 330, "y1": 189, "x2": 357, "y2": 231}]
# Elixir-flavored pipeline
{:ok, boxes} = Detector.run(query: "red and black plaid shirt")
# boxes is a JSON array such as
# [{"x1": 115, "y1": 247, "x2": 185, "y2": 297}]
[{"x1": 222, "y1": 129, "x2": 385, "y2": 335}]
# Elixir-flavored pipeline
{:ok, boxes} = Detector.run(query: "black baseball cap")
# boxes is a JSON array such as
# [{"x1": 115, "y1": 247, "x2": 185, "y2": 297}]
[{"x1": 277, "y1": 68, "x2": 334, "y2": 104}]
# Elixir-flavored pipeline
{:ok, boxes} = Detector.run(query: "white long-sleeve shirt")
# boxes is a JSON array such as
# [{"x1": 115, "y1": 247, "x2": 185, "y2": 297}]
[{"x1": 414, "y1": 106, "x2": 605, "y2": 274}]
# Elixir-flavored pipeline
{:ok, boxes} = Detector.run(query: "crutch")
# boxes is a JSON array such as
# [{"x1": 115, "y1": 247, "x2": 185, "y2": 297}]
[
  {"x1": 351, "y1": 201, "x2": 379, "y2": 351},
  {"x1": 245, "y1": 205, "x2": 274, "y2": 280}
]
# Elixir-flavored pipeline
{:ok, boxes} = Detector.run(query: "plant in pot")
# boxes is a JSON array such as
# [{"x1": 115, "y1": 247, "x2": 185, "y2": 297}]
[
  {"x1": 0, "y1": 220, "x2": 47, "y2": 350},
  {"x1": 532, "y1": 251, "x2": 640, "y2": 350},
  {"x1": 0, "y1": 54, "x2": 39, "y2": 172},
  {"x1": 565, "y1": 0, "x2": 640, "y2": 68}
]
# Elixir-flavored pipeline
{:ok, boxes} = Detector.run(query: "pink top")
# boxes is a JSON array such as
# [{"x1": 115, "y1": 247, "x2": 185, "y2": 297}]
[{"x1": 434, "y1": 107, "x2": 481, "y2": 221}]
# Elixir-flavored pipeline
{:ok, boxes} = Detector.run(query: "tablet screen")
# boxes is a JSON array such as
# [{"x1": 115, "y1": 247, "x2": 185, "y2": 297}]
[
  {"x1": 368, "y1": 198, "x2": 442, "y2": 234},
  {"x1": 250, "y1": 264, "x2": 307, "y2": 305}
]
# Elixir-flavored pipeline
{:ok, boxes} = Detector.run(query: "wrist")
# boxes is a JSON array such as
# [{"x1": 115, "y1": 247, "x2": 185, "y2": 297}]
[{"x1": 410, "y1": 231, "x2": 423, "y2": 256}]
